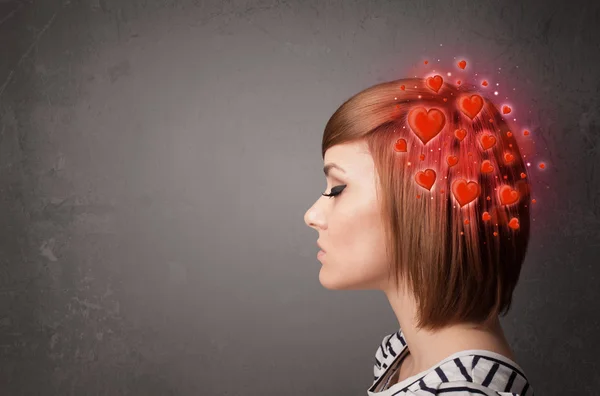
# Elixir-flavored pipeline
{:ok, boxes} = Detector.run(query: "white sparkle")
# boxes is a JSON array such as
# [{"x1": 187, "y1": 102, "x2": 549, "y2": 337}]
[
  {"x1": 494, "y1": 91, "x2": 498, "y2": 95},
  {"x1": 527, "y1": 162, "x2": 531, "y2": 167}
]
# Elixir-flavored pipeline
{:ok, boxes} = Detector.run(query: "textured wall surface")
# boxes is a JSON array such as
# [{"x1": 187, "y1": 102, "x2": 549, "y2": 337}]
[{"x1": 1, "y1": 0, "x2": 599, "y2": 395}]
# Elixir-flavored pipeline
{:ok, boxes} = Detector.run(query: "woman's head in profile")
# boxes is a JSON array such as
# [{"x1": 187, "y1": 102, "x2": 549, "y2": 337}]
[{"x1": 304, "y1": 77, "x2": 532, "y2": 330}]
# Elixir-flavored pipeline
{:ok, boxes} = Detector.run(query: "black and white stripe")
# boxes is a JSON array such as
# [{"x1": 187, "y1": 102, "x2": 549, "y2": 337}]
[{"x1": 368, "y1": 329, "x2": 534, "y2": 396}]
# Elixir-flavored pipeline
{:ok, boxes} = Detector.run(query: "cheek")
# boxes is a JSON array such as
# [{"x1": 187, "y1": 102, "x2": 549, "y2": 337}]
[{"x1": 332, "y1": 208, "x2": 388, "y2": 270}]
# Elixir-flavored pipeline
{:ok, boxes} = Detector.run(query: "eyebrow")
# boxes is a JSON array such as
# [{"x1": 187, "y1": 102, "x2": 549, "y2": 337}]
[{"x1": 323, "y1": 163, "x2": 346, "y2": 176}]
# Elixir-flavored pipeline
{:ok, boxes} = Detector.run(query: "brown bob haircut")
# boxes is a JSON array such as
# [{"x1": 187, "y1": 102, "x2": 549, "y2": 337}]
[{"x1": 322, "y1": 77, "x2": 531, "y2": 331}]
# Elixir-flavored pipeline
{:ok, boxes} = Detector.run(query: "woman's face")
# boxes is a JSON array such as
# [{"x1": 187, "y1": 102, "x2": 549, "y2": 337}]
[{"x1": 304, "y1": 140, "x2": 390, "y2": 290}]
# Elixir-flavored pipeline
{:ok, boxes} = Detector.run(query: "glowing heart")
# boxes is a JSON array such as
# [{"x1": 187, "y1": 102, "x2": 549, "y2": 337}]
[
  {"x1": 481, "y1": 160, "x2": 494, "y2": 173},
  {"x1": 479, "y1": 134, "x2": 496, "y2": 150},
  {"x1": 482, "y1": 212, "x2": 491, "y2": 221},
  {"x1": 499, "y1": 185, "x2": 519, "y2": 205},
  {"x1": 408, "y1": 107, "x2": 446, "y2": 145},
  {"x1": 523, "y1": 130, "x2": 530, "y2": 136},
  {"x1": 504, "y1": 152, "x2": 515, "y2": 164},
  {"x1": 454, "y1": 128, "x2": 467, "y2": 141},
  {"x1": 482, "y1": 80, "x2": 489, "y2": 87},
  {"x1": 415, "y1": 169, "x2": 436, "y2": 191},
  {"x1": 502, "y1": 105, "x2": 512, "y2": 114},
  {"x1": 447, "y1": 155, "x2": 458, "y2": 167},
  {"x1": 508, "y1": 217, "x2": 520, "y2": 230},
  {"x1": 426, "y1": 75, "x2": 443, "y2": 93},
  {"x1": 394, "y1": 138, "x2": 407, "y2": 152},
  {"x1": 506, "y1": 131, "x2": 513, "y2": 137},
  {"x1": 400, "y1": 85, "x2": 406, "y2": 91},
  {"x1": 451, "y1": 179, "x2": 481, "y2": 207},
  {"x1": 458, "y1": 95, "x2": 484, "y2": 119},
  {"x1": 458, "y1": 60, "x2": 467, "y2": 69}
]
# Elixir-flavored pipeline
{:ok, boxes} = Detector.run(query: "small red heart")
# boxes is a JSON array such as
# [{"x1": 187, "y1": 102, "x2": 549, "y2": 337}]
[
  {"x1": 523, "y1": 130, "x2": 530, "y2": 136},
  {"x1": 504, "y1": 152, "x2": 515, "y2": 164},
  {"x1": 482, "y1": 80, "x2": 488, "y2": 87},
  {"x1": 456, "y1": 80, "x2": 462, "y2": 85},
  {"x1": 415, "y1": 169, "x2": 436, "y2": 191},
  {"x1": 458, "y1": 94, "x2": 484, "y2": 119},
  {"x1": 508, "y1": 217, "x2": 520, "y2": 230},
  {"x1": 447, "y1": 155, "x2": 458, "y2": 167},
  {"x1": 506, "y1": 131, "x2": 513, "y2": 137},
  {"x1": 400, "y1": 85, "x2": 406, "y2": 91},
  {"x1": 424, "y1": 60, "x2": 429, "y2": 65},
  {"x1": 451, "y1": 179, "x2": 481, "y2": 207},
  {"x1": 539, "y1": 162, "x2": 546, "y2": 169},
  {"x1": 499, "y1": 185, "x2": 520, "y2": 205},
  {"x1": 520, "y1": 172, "x2": 527, "y2": 179},
  {"x1": 394, "y1": 138, "x2": 407, "y2": 152},
  {"x1": 419, "y1": 154, "x2": 425, "y2": 161},
  {"x1": 454, "y1": 128, "x2": 467, "y2": 141},
  {"x1": 502, "y1": 105, "x2": 512, "y2": 114},
  {"x1": 426, "y1": 75, "x2": 443, "y2": 93},
  {"x1": 407, "y1": 107, "x2": 446, "y2": 145},
  {"x1": 480, "y1": 160, "x2": 494, "y2": 173},
  {"x1": 458, "y1": 60, "x2": 467, "y2": 69},
  {"x1": 482, "y1": 212, "x2": 491, "y2": 221},
  {"x1": 479, "y1": 134, "x2": 497, "y2": 150}
]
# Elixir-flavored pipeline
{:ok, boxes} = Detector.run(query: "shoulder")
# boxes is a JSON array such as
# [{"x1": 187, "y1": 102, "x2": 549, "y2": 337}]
[{"x1": 403, "y1": 380, "x2": 528, "y2": 396}]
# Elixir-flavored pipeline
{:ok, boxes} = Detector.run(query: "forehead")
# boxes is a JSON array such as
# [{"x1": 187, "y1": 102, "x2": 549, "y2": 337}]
[{"x1": 324, "y1": 141, "x2": 372, "y2": 167}]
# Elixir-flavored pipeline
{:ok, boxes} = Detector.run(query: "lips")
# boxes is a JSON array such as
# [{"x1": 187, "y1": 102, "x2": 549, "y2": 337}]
[{"x1": 317, "y1": 241, "x2": 326, "y2": 252}]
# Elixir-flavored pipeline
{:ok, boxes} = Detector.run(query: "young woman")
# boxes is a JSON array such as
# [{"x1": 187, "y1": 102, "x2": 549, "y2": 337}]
[{"x1": 304, "y1": 77, "x2": 535, "y2": 395}]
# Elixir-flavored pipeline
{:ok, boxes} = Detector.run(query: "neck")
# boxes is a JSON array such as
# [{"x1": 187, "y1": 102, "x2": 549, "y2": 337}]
[{"x1": 383, "y1": 286, "x2": 515, "y2": 376}]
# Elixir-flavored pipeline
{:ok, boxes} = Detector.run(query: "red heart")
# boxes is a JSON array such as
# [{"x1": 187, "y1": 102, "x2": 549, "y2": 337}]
[
  {"x1": 499, "y1": 185, "x2": 520, "y2": 205},
  {"x1": 458, "y1": 95, "x2": 484, "y2": 119},
  {"x1": 508, "y1": 217, "x2": 520, "y2": 230},
  {"x1": 506, "y1": 131, "x2": 513, "y2": 137},
  {"x1": 447, "y1": 155, "x2": 458, "y2": 167},
  {"x1": 454, "y1": 128, "x2": 467, "y2": 141},
  {"x1": 482, "y1": 80, "x2": 489, "y2": 87},
  {"x1": 482, "y1": 212, "x2": 491, "y2": 221},
  {"x1": 479, "y1": 134, "x2": 496, "y2": 150},
  {"x1": 408, "y1": 107, "x2": 446, "y2": 145},
  {"x1": 426, "y1": 75, "x2": 443, "y2": 93},
  {"x1": 502, "y1": 105, "x2": 512, "y2": 114},
  {"x1": 415, "y1": 169, "x2": 436, "y2": 191},
  {"x1": 394, "y1": 138, "x2": 407, "y2": 152},
  {"x1": 458, "y1": 60, "x2": 467, "y2": 69},
  {"x1": 480, "y1": 160, "x2": 494, "y2": 173},
  {"x1": 400, "y1": 85, "x2": 406, "y2": 91},
  {"x1": 451, "y1": 179, "x2": 481, "y2": 207},
  {"x1": 504, "y1": 152, "x2": 515, "y2": 164},
  {"x1": 523, "y1": 130, "x2": 530, "y2": 136}
]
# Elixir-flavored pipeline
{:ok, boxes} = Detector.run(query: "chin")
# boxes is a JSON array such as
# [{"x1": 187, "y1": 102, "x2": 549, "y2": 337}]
[{"x1": 318, "y1": 268, "x2": 367, "y2": 290}]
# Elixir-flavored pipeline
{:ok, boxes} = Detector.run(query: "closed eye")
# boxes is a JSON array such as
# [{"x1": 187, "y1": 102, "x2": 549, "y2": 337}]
[{"x1": 322, "y1": 184, "x2": 346, "y2": 198}]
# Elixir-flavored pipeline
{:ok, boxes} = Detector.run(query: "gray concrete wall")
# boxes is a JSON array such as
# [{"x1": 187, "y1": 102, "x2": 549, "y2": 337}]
[{"x1": 1, "y1": 0, "x2": 598, "y2": 394}]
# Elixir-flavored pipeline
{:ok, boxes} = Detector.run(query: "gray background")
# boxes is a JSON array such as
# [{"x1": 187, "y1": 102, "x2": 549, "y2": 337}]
[{"x1": 1, "y1": 0, "x2": 599, "y2": 394}]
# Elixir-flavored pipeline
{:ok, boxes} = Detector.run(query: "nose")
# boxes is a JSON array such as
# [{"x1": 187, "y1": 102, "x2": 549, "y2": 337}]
[{"x1": 304, "y1": 202, "x2": 324, "y2": 230}]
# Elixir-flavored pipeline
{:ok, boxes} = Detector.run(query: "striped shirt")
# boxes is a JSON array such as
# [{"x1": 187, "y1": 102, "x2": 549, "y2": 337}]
[{"x1": 368, "y1": 329, "x2": 535, "y2": 395}]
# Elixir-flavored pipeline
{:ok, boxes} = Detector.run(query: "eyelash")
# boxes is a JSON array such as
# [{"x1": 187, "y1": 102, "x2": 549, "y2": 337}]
[{"x1": 322, "y1": 184, "x2": 347, "y2": 198}]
